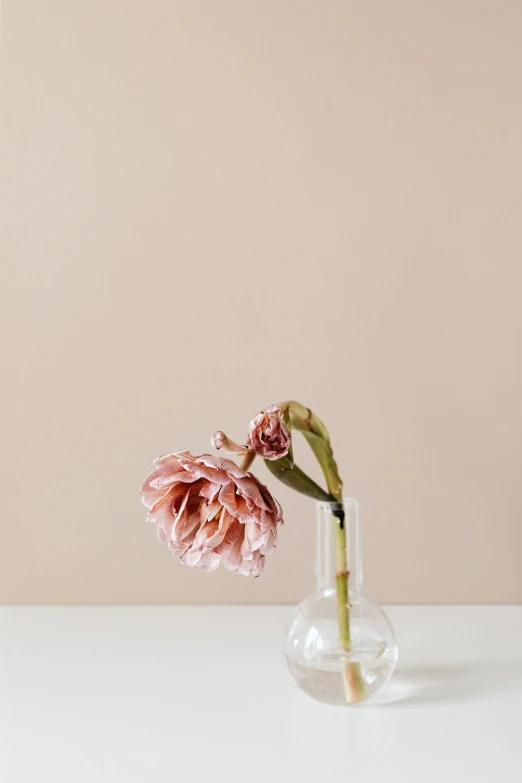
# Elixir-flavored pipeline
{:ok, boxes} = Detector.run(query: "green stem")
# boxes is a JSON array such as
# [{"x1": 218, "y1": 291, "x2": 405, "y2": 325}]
[
  {"x1": 334, "y1": 509, "x2": 351, "y2": 650},
  {"x1": 333, "y1": 503, "x2": 367, "y2": 703},
  {"x1": 240, "y1": 451, "x2": 256, "y2": 472},
  {"x1": 266, "y1": 400, "x2": 367, "y2": 701}
]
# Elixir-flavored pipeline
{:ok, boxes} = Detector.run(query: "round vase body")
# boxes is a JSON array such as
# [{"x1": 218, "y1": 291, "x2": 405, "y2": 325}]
[{"x1": 285, "y1": 500, "x2": 398, "y2": 705}]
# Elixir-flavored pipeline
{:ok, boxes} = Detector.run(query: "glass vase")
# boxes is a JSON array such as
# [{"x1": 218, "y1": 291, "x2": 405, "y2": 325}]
[{"x1": 285, "y1": 499, "x2": 398, "y2": 705}]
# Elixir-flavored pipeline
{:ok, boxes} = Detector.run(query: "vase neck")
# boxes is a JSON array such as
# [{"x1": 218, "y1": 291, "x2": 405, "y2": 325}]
[{"x1": 315, "y1": 499, "x2": 362, "y2": 595}]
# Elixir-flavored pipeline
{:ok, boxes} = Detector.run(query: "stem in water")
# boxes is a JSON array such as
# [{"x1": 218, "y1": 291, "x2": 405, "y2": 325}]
[{"x1": 333, "y1": 505, "x2": 367, "y2": 703}]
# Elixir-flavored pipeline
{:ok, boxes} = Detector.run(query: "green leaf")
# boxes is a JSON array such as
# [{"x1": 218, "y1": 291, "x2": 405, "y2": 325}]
[
  {"x1": 277, "y1": 402, "x2": 343, "y2": 500},
  {"x1": 264, "y1": 456, "x2": 335, "y2": 502},
  {"x1": 299, "y1": 430, "x2": 343, "y2": 500}
]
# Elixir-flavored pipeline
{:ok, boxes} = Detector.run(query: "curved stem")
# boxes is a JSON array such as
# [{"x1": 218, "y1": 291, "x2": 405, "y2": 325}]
[{"x1": 267, "y1": 400, "x2": 367, "y2": 700}]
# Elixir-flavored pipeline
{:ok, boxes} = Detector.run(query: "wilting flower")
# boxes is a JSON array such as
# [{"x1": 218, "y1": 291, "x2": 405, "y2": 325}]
[
  {"x1": 211, "y1": 431, "x2": 248, "y2": 455},
  {"x1": 246, "y1": 405, "x2": 291, "y2": 460},
  {"x1": 140, "y1": 452, "x2": 283, "y2": 576}
]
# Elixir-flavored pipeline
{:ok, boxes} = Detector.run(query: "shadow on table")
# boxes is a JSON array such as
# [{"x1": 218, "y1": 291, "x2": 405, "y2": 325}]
[{"x1": 377, "y1": 658, "x2": 522, "y2": 706}]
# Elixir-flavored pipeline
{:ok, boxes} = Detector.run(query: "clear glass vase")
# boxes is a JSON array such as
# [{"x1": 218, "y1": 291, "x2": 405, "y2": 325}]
[{"x1": 285, "y1": 499, "x2": 398, "y2": 705}]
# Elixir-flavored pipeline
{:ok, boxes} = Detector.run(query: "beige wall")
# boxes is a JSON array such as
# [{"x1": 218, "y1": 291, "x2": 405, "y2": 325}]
[{"x1": 1, "y1": 1, "x2": 521, "y2": 605}]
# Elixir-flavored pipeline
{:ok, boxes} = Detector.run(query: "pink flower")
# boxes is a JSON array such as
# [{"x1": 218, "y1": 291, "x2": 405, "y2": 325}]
[
  {"x1": 246, "y1": 405, "x2": 291, "y2": 460},
  {"x1": 140, "y1": 452, "x2": 283, "y2": 577},
  {"x1": 211, "y1": 431, "x2": 248, "y2": 455}
]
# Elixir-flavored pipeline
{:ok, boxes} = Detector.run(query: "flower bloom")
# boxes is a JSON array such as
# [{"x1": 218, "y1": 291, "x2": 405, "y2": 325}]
[
  {"x1": 246, "y1": 405, "x2": 291, "y2": 460},
  {"x1": 140, "y1": 452, "x2": 283, "y2": 576}
]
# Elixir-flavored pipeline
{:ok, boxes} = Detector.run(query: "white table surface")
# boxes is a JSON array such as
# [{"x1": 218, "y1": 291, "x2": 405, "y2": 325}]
[{"x1": 1, "y1": 605, "x2": 522, "y2": 782}]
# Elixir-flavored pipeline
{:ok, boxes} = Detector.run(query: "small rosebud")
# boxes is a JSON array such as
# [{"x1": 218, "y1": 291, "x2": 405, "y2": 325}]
[{"x1": 246, "y1": 405, "x2": 291, "y2": 461}]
